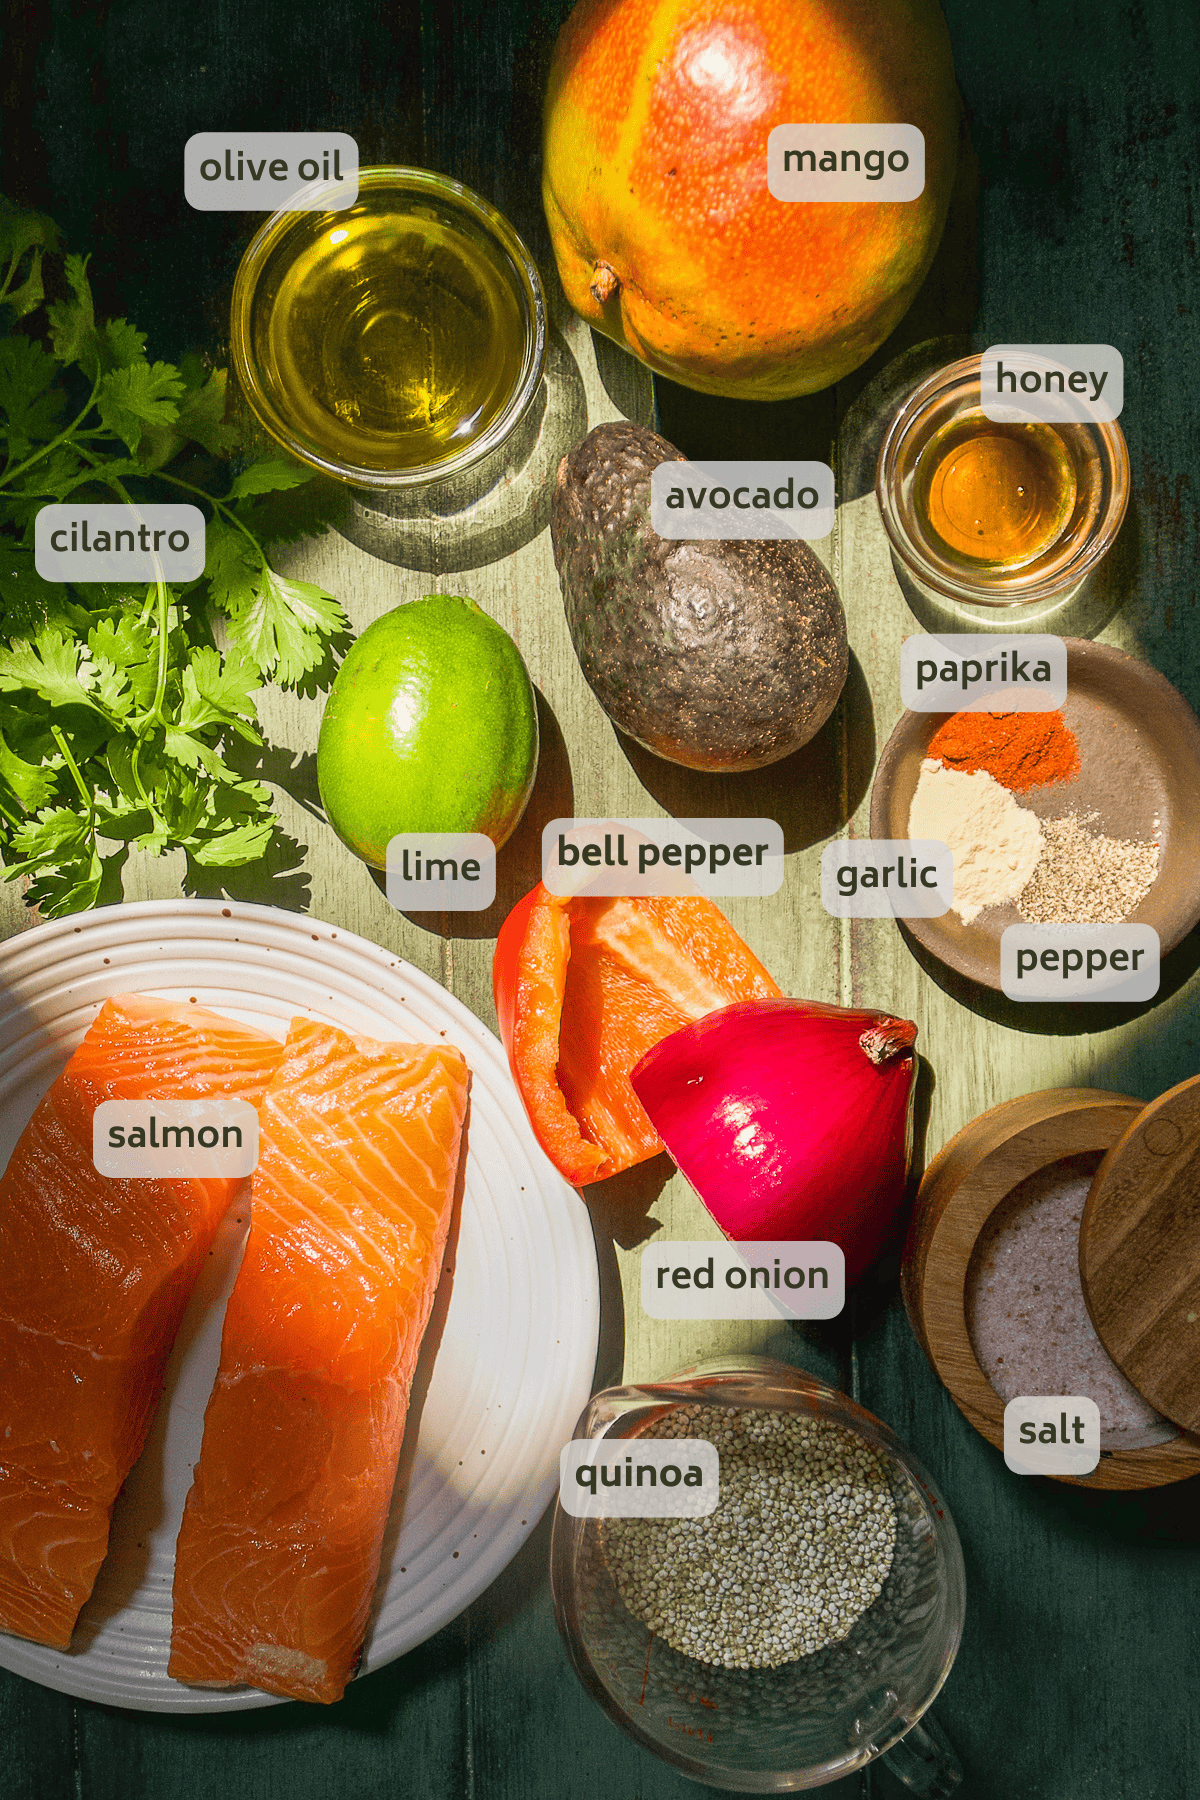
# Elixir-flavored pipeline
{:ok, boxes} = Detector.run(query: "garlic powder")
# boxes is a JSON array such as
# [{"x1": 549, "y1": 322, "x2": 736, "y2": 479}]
[{"x1": 907, "y1": 758, "x2": 1042, "y2": 925}]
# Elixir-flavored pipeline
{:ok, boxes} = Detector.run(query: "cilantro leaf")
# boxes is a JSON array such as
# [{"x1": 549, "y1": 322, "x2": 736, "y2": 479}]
[
  {"x1": 203, "y1": 517, "x2": 345, "y2": 684},
  {"x1": 0, "y1": 336, "x2": 66, "y2": 461},
  {"x1": 102, "y1": 318, "x2": 148, "y2": 370},
  {"x1": 89, "y1": 611, "x2": 160, "y2": 711},
  {"x1": 0, "y1": 725, "x2": 57, "y2": 811},
  {"x1": 228, "y1": 458, "x2": 314, "y2": 499},
  {"x1": 230, "y1": 473, "x2": 346, "y2": 547},
  {"x1": 88, "y1": 651, "x2": 134, "y2": 719},
  {"x1": 188, "y1": 817, "x2": 276, "y2": 866},
  {"x1": 165, "y1": 649, "x2": 261, "y2": 774},
  {"x1": 219, "y1": 562, "x2": 347, "y2": 687},
  {"x1": 47, "y1": 253, "x2": 100, "y2": 371},
  {"x1": 184, "y1": 778, "x2": 277, "y2": 867},
  {"x1": 171, "y1": 365, "x2": 238, "y2": 455},
  {"x1": 0, "y1": 200, "x2": 60, "y2": 321},
  {"x1": 7, "y1": 803, "x2": 92, "y2": 867},
  {"x1": 180, "y1": 643, "x2": 261, "y2": 729},
  {"x1": 87, "y1": 610, "x2": 155, "y2": 672},
  {"x1": 4, "y1": 249, "x2": 47, "y2": 321},
  {"x1": 44, "y1": 270, "x2": 147, "y2": 383},
  {"x1": 96, "y1": 360, "x2": 185, "y2": 452},
  {"x1": 203, "y1": 514, "x2": 259, "y2": 608},
  {"x1": 0, "y1": 545, "x2": 65, "y2": 635},
  {"x1": 163, "y1": 721, "x2": 236, "y2": 780},
  {"x1": 20, "y1": 841, "x2": 111, "y2": 917},
  {"x1": 0, "y1": 198, "x2": 60, "y2": 270},
  {"x1": 0, "y1": 627, "x2": 103, "y2": 714},
  {"x1": 100, "y1": 738, "x2": 151, "y2": 824},
  {"x1": 2, "y1": 448, "x2": 103, "y2": 534},
  {"x1": 137, "y1": 365, "x2": 238, "y2": 469},
  {"x1": 92, "y1": 792, "x2": 153, "y2": 841}
]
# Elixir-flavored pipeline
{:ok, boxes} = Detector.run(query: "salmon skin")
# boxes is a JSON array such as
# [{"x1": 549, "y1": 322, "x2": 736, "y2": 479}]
[
  {"x1": 169, "y1": 1018, "x2": 470, "y2": 1704},
  {"x1": 0, "y1": 995, "x2": 282, "y2": 1650}
]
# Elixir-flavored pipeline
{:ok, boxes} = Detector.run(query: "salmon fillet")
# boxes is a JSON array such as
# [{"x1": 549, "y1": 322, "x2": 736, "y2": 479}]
[
  {"x1": 0, "y1": 995, "x2": 282, "y2": 1649},
  {"x1": 169, "y1": 1018, "x2": 470, "y2": 1704}
]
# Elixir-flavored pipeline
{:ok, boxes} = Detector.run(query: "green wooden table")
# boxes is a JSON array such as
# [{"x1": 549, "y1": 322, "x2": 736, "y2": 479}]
[{"x1": 2, "y1": 2, "x2": 1199, "y2": 1795}]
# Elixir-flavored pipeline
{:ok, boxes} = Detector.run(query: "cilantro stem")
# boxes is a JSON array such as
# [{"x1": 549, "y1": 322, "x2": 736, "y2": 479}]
[
  {"x1": 150, "y1": 468, "x2": 266, "y2": 556},
  {"x1": 0, "y1": 251, "x2": 19, "y2": 305},
  {"x1": 50, "y1": 724, "x2": 94, "y2": 824},
  {"x1": 129, "y1": 741, "x2": 153, "y2": 814},
  {"x1": 0, "y1": 372, "x2": 103, "y2": 490},
  {"x1": 151, "y1": 577, "x2": 170, "y2": 720},
  {"x1": 79, "y1": 453, "x2": 136, "y2": 510},
  {"x1": 72, "y1": 449, "x2": 172, "y2": 725}
]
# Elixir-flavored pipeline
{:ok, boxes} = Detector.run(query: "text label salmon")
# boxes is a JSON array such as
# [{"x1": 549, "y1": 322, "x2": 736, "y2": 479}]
[{"x1": 93, "y1": 1100, "x2": 260, "y2": 1179}]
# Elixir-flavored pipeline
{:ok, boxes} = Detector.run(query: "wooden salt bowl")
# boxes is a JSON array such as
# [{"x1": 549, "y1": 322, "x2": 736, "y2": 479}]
[{"x1": 902, "y1": 1087, "x2": 1200, "y2": 1489}]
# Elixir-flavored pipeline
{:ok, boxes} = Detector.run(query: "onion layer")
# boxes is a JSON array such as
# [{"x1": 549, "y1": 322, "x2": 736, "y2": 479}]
[{"x1": 630, "y1": 997, "x2": 918, "y2": 1285}]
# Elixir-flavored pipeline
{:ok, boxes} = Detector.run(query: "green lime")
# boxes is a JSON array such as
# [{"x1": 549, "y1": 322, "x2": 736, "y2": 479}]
[{"x1": 317, "y1": 595, "x2": 539, "y2": 869}]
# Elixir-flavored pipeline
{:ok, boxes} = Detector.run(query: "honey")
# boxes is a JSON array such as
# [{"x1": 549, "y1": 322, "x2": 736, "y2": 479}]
[
  {"x1": 260, "y1": 208, "x2": 527, "y2": 474},
  {"x1": 915, "y1": 414, "x2": 1077, "y2": 568},
  {"x1": 875, "y1": 351, "x2": 1129, "y2": 615}
]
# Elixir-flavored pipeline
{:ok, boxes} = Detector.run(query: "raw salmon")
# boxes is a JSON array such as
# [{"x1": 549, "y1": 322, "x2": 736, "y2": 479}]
[
  {"x1": 0, "y1": 995, "x2": 282, "y2": 1649},
  {"x1": 169, "y1": 1018, "x2": 470, "y2": 1704}
]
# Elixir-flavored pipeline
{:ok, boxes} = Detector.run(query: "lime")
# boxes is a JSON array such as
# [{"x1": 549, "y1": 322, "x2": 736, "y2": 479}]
[{"x1": 317, "y1": 595, "x2": 539, "y2": 869}]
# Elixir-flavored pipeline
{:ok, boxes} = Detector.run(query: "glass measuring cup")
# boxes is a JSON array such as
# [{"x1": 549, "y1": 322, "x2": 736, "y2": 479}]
[{"x1": 550, "y1": 1358, "x2": 965, "y2": 1793}]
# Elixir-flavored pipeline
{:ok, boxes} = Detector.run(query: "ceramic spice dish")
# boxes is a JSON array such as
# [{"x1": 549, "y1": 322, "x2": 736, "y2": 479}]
[
  {"x1": 902, "y1": 1086, "x2": 1200, "y2": 1489},
  {"x1": 870, "y1": 638, "x2": 1200, "y2": 992}
]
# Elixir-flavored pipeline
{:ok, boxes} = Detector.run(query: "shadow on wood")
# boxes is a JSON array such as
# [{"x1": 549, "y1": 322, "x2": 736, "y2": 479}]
[
  {"x1": 613, "y1": 651, "x2": 876, "y2": 855},
  {"x1": 582, "y1": 1153, "x2": 673, "y2": 1253},
  {"x1": 896, "y1": 917, "x2": 1200, "y2": 1035}
]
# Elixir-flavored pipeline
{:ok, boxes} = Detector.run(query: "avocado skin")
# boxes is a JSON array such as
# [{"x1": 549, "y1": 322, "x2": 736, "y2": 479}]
[{"x1": 550, "y1": 422, "x2": 848, "y2": 773}]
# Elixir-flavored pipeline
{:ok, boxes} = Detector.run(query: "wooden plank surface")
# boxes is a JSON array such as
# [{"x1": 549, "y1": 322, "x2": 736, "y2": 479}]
[{"x1": 1, "y1": 0, "x2": 1198, "y2": 1796}]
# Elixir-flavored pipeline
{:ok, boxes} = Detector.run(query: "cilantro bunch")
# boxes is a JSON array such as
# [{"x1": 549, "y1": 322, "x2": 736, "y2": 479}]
[{"x1": 0, "y1": 197, "x2": 348, "y2": 916}]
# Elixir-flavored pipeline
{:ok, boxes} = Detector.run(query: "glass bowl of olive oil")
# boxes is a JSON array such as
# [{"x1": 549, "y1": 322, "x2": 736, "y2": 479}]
[
  {"x1": 876, "y1": 353, "x2": 1129, "y2": 610},
  {"x1": 231, "y1": 166, "x2": 546, "y2": 488}
]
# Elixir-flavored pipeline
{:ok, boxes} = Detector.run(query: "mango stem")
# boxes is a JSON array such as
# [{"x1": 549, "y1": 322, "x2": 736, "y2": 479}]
[{"x1": 590, "y1": 261, "x2": 621, "y2": 304}]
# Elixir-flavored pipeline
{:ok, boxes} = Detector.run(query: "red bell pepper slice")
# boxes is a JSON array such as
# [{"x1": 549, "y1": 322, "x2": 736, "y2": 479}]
[{"x1": 493, "y1": 883, "x2": 781, "y2": 1186}]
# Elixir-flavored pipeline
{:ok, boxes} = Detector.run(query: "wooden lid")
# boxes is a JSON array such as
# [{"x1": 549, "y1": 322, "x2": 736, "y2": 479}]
[
  {"x1": 1080, "y1": 1073, "x2": 1200, "y2": 1433},
  {"x1": 904, "y1": 1087, "x2": 1200, "y2": 1489}
]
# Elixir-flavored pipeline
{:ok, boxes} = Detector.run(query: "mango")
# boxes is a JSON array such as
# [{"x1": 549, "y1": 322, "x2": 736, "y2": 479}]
[{"x1": 542, "y1": 0, "x2": 960, "y2": 400}]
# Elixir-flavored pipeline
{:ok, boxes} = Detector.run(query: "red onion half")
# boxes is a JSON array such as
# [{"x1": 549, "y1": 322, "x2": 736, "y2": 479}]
[{"x1": 630, "y1": 997, "x2": 918, "y2": 1285}]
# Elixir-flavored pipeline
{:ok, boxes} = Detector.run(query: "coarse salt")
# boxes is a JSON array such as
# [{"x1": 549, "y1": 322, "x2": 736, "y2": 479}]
[{"x1": 966, "y1": 1153, "x2": 1167, "y2": 1446}]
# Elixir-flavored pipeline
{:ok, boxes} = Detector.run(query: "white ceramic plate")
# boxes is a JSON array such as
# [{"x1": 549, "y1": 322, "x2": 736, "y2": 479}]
[{"x1": 0, "y1": 900, "x2": 599, "y2": 1712}]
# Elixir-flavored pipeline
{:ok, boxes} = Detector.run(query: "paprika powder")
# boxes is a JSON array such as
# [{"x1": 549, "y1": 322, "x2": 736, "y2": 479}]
[{"x1": 926, "y1": 709, "x2": 1080, "y2": 791}]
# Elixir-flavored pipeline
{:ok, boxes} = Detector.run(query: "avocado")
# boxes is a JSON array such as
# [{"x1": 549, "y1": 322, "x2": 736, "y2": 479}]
[{"x1": 550, "y1": 422, "x2": 848, "y2": 772}]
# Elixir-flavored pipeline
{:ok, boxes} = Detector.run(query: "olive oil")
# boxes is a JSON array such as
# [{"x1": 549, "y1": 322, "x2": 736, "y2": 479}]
[
  {"x1": 261, "y1": 208, "x2": 527, "y2": 473},
  {"x1": 915, "y1": 413, "x2": 1077, "y2": 568}
]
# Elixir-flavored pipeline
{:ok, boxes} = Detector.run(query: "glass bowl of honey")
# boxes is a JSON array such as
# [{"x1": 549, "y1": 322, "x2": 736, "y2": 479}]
[
  {"x1": 875, "y1": 353, "x2": 1129, "y2": 611},
  {"x1": 230, "y1": 166, "x2": 546, "y2": 489}
]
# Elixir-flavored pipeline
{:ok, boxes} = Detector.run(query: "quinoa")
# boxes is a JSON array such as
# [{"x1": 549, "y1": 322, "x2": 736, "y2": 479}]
[{"x1": 604, "y1": 1406, "x2": 897, "y2": 1671}]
